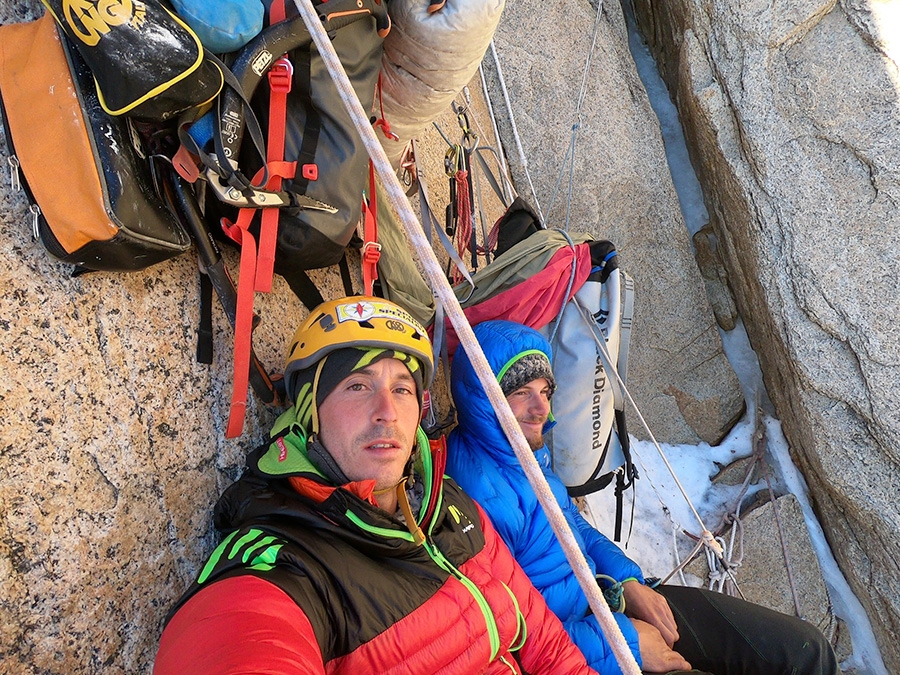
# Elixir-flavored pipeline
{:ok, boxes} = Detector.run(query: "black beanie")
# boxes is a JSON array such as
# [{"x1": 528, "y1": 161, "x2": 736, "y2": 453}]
[{"x1": 290, "y1": 347, "x2": 425, "y2": 431}]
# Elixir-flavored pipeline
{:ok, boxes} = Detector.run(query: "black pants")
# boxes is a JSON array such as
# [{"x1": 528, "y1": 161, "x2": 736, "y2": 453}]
[{"x1": 653, "y1": 585, "x2": 839, "y2": 675}]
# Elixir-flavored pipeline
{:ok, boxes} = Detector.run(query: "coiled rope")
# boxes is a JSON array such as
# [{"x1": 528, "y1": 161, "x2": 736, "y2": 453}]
[{"x1": 291, "y1": 1, "x2": 641, "y2": 672}]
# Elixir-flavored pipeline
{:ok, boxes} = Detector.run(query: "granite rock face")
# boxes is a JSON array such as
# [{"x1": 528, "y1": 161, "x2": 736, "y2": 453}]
[
  {"x1": 0, "y1": 192, "x2": 311, "y2": 672},
  {"x1": 630, "y1": 0, "x2": 900, "y2": 669},
  {"x1": 0, "y1": 179, "x2": 341, "y2": 672},
  {"x1": 0, "y1": 6, "x2": 334, "y2": 672},
  {"x1": 0, "y1": 0, "x2": 788, "y2": 673},
  {"x1": 483, "y1": 0, "x2": 745, "y2": 446}
]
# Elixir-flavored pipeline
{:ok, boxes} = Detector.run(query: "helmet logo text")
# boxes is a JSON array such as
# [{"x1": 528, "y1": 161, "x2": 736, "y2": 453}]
[{"x1": 335, "y1": 300, "x2": 426, "y2": 335}]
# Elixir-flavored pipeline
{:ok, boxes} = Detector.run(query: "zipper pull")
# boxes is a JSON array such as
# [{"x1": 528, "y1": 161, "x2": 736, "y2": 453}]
[
  {"x1": 8, "y1": 155, "x2": 20, "y2": 192},
  {"x1": 29, "y1": 204, "x2": 41, "y2": 240}
]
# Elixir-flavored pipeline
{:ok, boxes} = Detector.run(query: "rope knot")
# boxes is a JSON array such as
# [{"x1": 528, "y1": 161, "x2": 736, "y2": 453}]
[
  {"x1": 373, "y1": 117, "x2": 398, "y2": 141},
  {"x1": 595, "y1": 574, "x2": 626, "y2": 613}
]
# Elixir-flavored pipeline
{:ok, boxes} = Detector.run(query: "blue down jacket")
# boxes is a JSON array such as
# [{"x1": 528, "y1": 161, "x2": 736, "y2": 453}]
[{"x1": 446, "y1": 320, "x2": 644, "y2": 674}]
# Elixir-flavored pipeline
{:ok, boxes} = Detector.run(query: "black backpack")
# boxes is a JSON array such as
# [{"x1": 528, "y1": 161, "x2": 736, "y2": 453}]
[{"x1": 185, "y1": 0, "x2": 390, "y2": 436}]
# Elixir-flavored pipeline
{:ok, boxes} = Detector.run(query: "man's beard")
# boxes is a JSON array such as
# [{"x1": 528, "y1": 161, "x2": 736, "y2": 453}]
[{"x1": 525, "y1": 431, "x2": 544, "y2": 451}]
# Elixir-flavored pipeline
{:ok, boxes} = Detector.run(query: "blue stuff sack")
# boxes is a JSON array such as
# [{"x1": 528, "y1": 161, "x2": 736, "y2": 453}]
[{"x1": 171, "y1": 0, "x2": 264, "y2": 53}]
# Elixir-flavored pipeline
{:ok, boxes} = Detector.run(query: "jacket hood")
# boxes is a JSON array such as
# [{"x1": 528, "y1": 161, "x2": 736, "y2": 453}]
[{"x1": 449, "y1": 320, "x2": 555, "y2": 466}]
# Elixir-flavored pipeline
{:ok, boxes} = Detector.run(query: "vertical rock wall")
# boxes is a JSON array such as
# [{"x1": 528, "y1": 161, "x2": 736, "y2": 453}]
[
  {"x1": 483, "y1": 0, "x2": 745, "y2": 446},
  {"x1": 0, "y1": 0, "x2": 791, "y2": 670},
  {"x1": 0, "y1": 3, "x2": 335, "y2": 671},
  {"x1": 630, "y1": 0, "x2": 900, "y2": 668}
]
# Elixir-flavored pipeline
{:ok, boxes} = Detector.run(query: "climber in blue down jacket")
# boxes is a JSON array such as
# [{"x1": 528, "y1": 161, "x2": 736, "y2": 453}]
[{"x1": 446, "y1": 319, "x2": 840, "y2": 675}]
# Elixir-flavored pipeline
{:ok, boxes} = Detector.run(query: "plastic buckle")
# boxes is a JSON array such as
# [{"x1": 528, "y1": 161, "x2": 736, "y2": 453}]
[
  {"x1": 301, "y1": 164, "x2": 318, "y2": 181},
  {"x1": 268, "y1": 57, "x2": 294, "y2": 94},
  {"x1": 362, "y1": 241, "x2": 382, "y2": 264},
  {"x1": 172, "y1": 145, "x2": 201, "y2": 183}
]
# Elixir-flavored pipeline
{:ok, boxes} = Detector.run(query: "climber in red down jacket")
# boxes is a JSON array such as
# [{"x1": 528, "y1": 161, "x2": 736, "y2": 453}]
[{"x1": 154, "y1": 296, "x2": 598, "y2": 675}]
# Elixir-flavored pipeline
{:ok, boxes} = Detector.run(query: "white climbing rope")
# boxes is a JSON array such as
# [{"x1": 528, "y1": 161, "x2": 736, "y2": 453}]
[
  {"x1": 488, "y1": 40, "x2": 545, "y2": 223},
  {"x1": 291, "y1": 2, "x2": 641, "y2": 673},
  {"x1": 545, "y1": 0, "x2": 604, "y2": 230},
  {"x1": 478, "y1": 64, "x2": 514, "y2": 204}
]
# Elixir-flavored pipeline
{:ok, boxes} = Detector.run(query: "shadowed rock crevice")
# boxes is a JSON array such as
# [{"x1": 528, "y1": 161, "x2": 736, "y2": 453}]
[{"x1": 630, "y1": 0, "x2": 900, "y2": 669}]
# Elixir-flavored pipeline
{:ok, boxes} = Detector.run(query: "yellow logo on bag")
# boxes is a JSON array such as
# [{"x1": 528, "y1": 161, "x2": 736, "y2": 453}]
[{"x1": 61, "y1": 0, "x2": 147, "y2": 47}]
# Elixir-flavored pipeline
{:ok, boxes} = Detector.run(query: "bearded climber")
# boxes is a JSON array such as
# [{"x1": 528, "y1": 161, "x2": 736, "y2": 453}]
[
  {"x1": 446, "y1": 319, "x2": 840, "y2": 675},
  {"x1": 153, "y1": 297, "x2": 597, "y2": 675}
]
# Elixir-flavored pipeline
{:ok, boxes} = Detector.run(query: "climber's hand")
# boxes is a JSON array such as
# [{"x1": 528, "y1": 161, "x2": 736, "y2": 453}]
[
  {"x1": 623, "y1": 580, "x2": 679, "y2": 648},
  {"x1": 632, "y1": 619, "x2": 692, "y2": 673}
]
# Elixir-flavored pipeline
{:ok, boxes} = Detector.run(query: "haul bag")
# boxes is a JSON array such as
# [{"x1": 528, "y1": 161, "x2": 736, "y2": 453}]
[
  {"x1": 0, "y1": 14, "x2": 191, "y2": 272},
  {"x1": 541, "y1": 260, "x2": 633, "y2": 489}
]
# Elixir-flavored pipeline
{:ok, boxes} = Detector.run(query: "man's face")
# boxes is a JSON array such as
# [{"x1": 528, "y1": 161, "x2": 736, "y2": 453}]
[
  {"x1": 505, "y1": 377, "x2": 552, "y2": 450},
  {"x1": 317, "y1": 358, "x2": 420, "y2": 491}
]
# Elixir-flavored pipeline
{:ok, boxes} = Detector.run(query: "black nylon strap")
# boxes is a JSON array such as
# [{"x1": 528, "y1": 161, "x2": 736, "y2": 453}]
[
  {"x1": 338, "y1": 253, "x2": 354, "y2": 296},
  {"x1": 197, "y1": 270, "x2": 214, "y2": 364},
  {"x1": 565, "y1": 409, "x2": 639, "y2": 543},
  {"x1": 566, "y1": 473, "x2": 615, "y2": 498},
  {"x1": 293, "y1": 47, "x2": 320, "y2": 196},
  {"x1": 282, "y1": 267, "x2": 326, "y2": 311}
]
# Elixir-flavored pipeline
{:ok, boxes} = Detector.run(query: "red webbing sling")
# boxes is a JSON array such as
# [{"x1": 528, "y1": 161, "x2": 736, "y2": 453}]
[
  {"x1": 222, "y1": 0, "x2": 296, "y2": 437},
  {"x1": 361, "y1": 162, "x2": 380, "y2": 295}
]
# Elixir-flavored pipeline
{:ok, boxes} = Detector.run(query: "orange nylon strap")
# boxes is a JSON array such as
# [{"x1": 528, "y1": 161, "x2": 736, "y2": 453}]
[
  {"x1": 361, "y1": 161, "x2": 381, "y2": 294},
  {"x1": 220, "y1": 166, "x2": 291, "y2": 438},
  {"x1": 256, "y1": 57, "x2": 295, "y2": 293},
  {"x1": 222, "y1": 207, "x2": 258, "y2": 438},
  {"x1": 223, "y1": 0, "x2": 292, "y2": 436},
  {"x1": 253, "y1": 0, "x2": 291, "y2": 292},
  {"x1": 172, "y1": 141, "x2": 201, "y2": 183}
]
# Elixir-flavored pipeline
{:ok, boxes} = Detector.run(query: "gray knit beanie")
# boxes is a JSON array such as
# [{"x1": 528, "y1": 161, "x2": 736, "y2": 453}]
[{"x1": 499, "y1": 352, "x2": 556, "y2": 397}]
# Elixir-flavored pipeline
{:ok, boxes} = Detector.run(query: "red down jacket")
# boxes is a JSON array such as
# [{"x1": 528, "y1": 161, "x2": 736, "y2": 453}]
[{"x1": 154, "y1": 427, "x2": 597, "y2": 675}]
